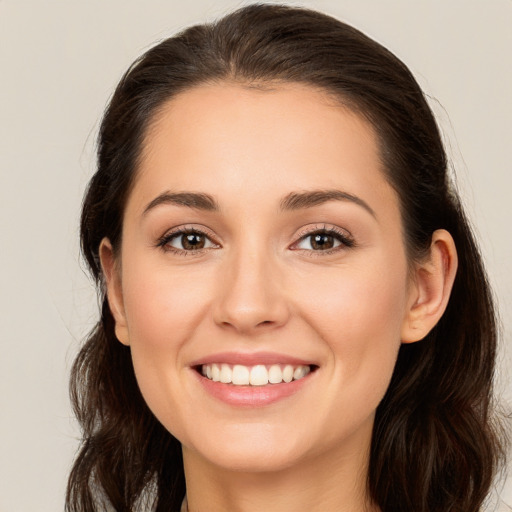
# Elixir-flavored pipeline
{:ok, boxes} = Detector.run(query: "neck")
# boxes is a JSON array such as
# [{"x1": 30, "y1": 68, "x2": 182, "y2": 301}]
[{"x1": 182, "y1": 431, "x2": 379, "y2": 512}]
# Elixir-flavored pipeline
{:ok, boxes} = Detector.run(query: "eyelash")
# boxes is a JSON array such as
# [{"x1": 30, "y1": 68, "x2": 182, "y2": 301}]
[
  {"x1": 156, "y1": 224, "x2": 355, "y2": 256},
  {"x1": 156, "y1": 225, "x2": 219, "y2": 256},
  {"x1": 292, "y1": 225, "x2": 356, "y2": 256}
]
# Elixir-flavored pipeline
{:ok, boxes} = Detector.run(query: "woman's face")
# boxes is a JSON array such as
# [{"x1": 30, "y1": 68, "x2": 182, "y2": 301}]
[{"x1": 105, "y1": 83, "x2": 419, "y2": 472}]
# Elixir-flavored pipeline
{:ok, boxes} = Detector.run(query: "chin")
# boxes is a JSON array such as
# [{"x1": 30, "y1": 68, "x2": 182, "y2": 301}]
[
  {"x1": 203, "y1": 447, "x2": 305, "y2": 474},
  {"x1": 184, "y1": 424, "x2": 311, "y2": 473}
]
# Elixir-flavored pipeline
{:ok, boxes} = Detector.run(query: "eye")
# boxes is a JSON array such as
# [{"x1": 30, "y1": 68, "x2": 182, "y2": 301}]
[
  {"x1": 157, "y1": 228, "x2": 218, "y2": 253},
  {"x1": 292, "y1": 226, "x2": 355, "y2": 253},
  {"x1": 296, "y1": 232, "x2": 340, "y2": 251}
]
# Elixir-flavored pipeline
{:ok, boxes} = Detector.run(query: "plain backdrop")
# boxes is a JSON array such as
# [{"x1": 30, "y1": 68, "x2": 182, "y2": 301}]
[{"x1": 0, "y1": 1, "x2": 510, "y2": 510}]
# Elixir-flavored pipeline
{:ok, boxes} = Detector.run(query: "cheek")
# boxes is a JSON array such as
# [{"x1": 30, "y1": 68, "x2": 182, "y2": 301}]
[
  {"x1": 119, "y1": 255, "x2": 215, "y2": 425},
  {"x1": 298, "y1": 261, "x2": 408, "y2": 346},
  {"x1": 122, "y1": 257, "x2": 212, "y2": 352},
  {"x1": 295, "y1": 255, "x2": 409, "y2": 404}
]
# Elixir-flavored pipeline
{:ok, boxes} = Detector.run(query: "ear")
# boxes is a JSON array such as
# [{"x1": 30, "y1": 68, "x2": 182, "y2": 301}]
[
  {"x1": 401, "y1": 229, "x2": 458, "y2": 343},
  {"x1": 99, "y1": 238, "x2": 130, "y2": 346}
]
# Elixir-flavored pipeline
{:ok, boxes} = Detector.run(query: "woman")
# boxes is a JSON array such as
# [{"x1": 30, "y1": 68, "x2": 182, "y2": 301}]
[{"x1": 67, "y1": 4, "x2": 506, "y2": 511}]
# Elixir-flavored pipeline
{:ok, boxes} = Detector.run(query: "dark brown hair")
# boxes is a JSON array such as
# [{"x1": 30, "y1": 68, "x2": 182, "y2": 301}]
[{"x1": 67, "y1": 4, "x2": 505, "y2": 511}]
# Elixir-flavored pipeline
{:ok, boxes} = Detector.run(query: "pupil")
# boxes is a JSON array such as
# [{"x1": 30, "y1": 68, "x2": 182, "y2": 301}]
[
  {"x1": 312, "y1": 234, "x2": 334, "y2": 250},
  {"x1": 182, "y1": 233, "x2": 205, "y2": 250}
]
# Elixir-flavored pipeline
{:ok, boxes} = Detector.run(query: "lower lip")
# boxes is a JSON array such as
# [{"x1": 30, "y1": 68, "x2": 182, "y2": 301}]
[{"x1": 195, "y1": 370, "x2": 315, "y2": 407}]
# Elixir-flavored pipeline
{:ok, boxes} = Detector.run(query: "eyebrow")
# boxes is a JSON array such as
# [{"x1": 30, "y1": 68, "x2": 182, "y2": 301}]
[
  {"x1": 142, "y1": 188, "x2": 375, "y2": 218},
  {"x1": 280, "y1": 189, "x2": 376, "y2": 217},
  {"x1": 143, "y1": 191, "x2": 220, "y2": 215}
]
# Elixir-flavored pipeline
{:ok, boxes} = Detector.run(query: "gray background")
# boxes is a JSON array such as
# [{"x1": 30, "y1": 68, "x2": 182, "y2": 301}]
[{"x1": 0, "y1": 1, "x2": 510, "y2": 510}]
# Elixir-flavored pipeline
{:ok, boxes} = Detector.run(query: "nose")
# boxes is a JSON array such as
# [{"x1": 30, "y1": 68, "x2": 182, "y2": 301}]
[{"x1": 212, "y1": 246, "x2": 291, "y2": 335}]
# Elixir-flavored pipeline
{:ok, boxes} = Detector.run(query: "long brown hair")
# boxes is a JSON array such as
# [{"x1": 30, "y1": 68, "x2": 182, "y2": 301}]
[{"x1": 67, "y1": 4, "x2": 505, "y2": 511}]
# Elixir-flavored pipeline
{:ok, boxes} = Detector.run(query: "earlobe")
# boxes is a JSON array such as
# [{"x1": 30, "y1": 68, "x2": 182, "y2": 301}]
[
  {"x1": 401, "y1": 229, "x2": 458, "y2": 343},
  {"x1": 99, "y1": 238, "x2": 130, "y2": 346}
]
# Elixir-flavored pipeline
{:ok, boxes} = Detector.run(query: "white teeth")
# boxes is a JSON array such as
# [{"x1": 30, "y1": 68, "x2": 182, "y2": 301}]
[
  {"x1": 268, "y1": 364, "x2": 283, "y2": 384},
  {"x1": 220, "y1": 364, "x2": 232, "y2": 383},
  {"x1": 249, "y1": 365, "x2": 268, "y2": 386},
  {"x1": 293, "y1": 365, "x2": 310, "y2": 380},
  {"x1": 283, "y1": 365, "x2": 294, "y2": 383},
  {"x1": 201, "y1": 363, "x2": 312, "y2": 386},
  {"x1": 232, "y1": 365, "x2": 250, "y2": 385}
]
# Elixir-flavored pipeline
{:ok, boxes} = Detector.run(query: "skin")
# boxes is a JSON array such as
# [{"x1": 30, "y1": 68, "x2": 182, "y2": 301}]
[{"x1": 100, "y1": 83, "x2": 457, "y2": 512}]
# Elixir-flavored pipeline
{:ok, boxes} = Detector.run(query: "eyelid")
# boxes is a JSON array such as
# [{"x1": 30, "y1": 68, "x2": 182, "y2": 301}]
[{"x1": 294, "y1": 223, "x2": 352, "y2": 240}]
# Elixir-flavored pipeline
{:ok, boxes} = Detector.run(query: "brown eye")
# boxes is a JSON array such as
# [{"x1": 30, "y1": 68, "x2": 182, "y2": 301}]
[
  {"x1": 161, "y1": 229, "x2": 217, "y2": 252},
  {"x1": 181, "y1": 233, "x2": 206, "y2": 250},
  {"x1": 293, "y1": 228, "x2": 355, "y2": 253},
  {"x1": 310, "y1": 233, "x2": 336, "y2": 250},
  {"x1": 296, "y1": 231, "x2": 342, "y2": 251}
]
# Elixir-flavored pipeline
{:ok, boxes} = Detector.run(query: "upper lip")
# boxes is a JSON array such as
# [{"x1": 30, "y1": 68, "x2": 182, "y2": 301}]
[{"x1": 189, "y1": 351, "x2": 317, "y2": 367}]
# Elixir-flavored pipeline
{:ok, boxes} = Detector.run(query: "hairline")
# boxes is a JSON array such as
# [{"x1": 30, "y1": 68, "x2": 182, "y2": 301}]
[{"x1": 118, "y1": 77, "x2": 413, "y2": 265}]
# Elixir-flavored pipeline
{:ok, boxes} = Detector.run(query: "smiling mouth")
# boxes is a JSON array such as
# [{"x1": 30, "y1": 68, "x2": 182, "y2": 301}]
[{"x1": 197, "y1": 363, "x2": 317, "y2": 386}]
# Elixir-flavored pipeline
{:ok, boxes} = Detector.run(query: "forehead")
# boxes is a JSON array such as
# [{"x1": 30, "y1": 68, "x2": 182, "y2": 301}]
[{"x1": 128, "y1": 82, "x2": 398, "y2": 222}]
